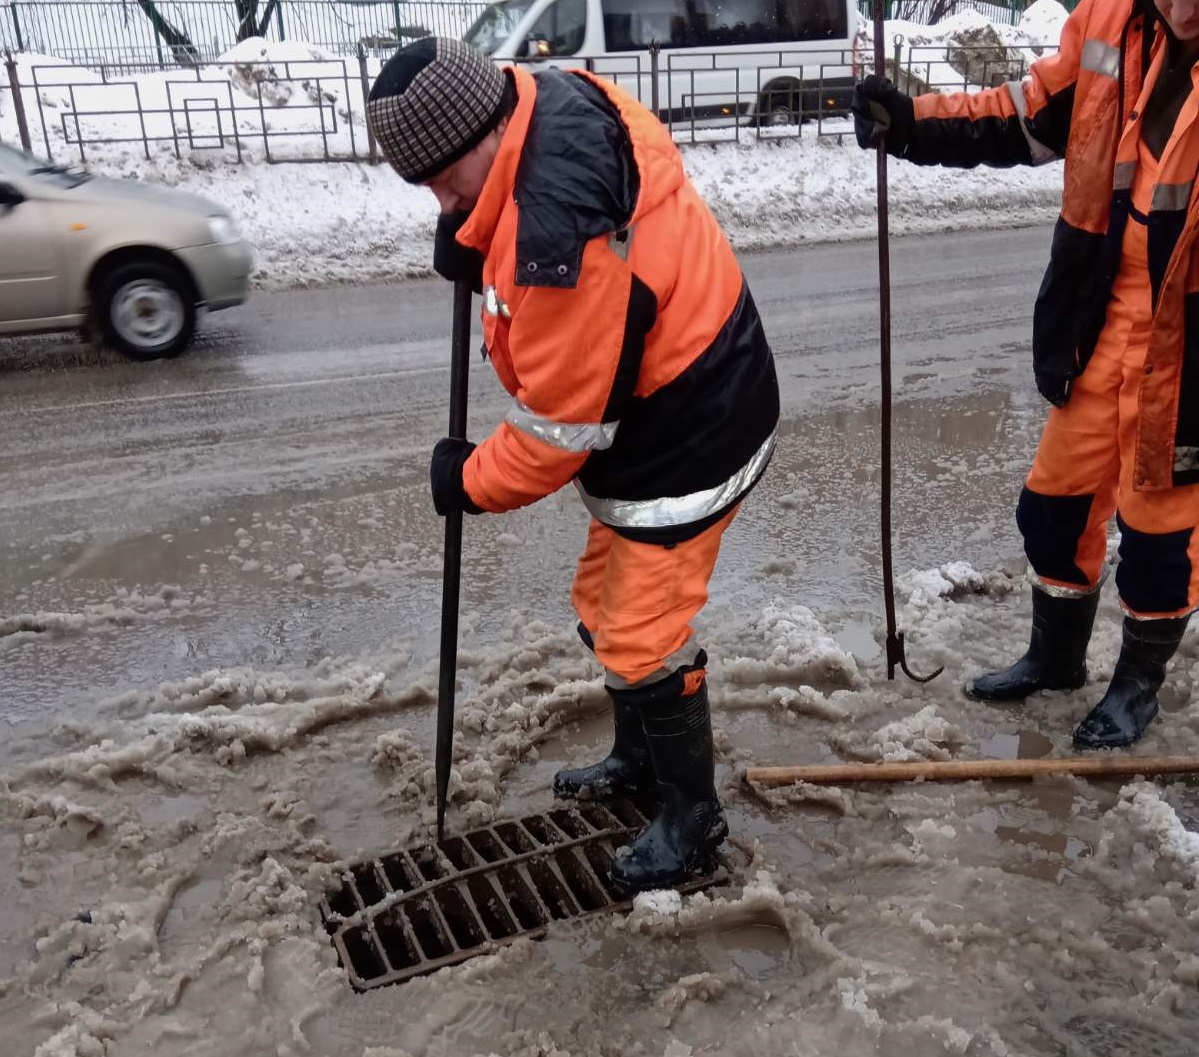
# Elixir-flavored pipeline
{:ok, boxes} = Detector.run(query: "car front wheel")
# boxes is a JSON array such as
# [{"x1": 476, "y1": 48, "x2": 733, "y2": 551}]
[{"x1": 95, "y1": 260, "x2": 196, "y2": 361}]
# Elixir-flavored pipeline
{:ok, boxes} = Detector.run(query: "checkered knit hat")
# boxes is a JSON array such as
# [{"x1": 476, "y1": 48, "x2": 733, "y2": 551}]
[{"x1": 368, "y1": 37, "x2": 511, "y2": 184}]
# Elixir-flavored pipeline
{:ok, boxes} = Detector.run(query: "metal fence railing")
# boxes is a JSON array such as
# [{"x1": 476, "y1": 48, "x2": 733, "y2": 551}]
[
  {"x1": 2, "y1": 39, "x2": 1060, "y2": 164},
  {"x1": 2, "y1": 1, "x2": 488, "y2": 65},
  {"x1": 1, "y1": 0, "x2": 1062, "y2": 70}
]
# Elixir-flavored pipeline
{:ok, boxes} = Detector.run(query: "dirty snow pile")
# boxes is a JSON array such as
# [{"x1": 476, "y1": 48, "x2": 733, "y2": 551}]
[{"x1": 0, "y1": 5, "x2": 1073, "y2": 289}]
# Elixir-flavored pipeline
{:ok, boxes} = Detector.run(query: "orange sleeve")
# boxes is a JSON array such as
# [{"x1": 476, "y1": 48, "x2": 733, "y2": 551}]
[
  {"x1": 462, "y1": 238, "x2": 635, "y2": 513},
  {"x1": 907, "y1": 0, "x2": 1088, "y2": 166}
]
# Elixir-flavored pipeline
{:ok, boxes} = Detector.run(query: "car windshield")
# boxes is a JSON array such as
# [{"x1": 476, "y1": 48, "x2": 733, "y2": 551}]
[
  {"x1": 463, "y1": 0, "x2": 538, "y2": 54},
  {"x1": 0, "y1": 143, "x2": 91, "y2": 186}
]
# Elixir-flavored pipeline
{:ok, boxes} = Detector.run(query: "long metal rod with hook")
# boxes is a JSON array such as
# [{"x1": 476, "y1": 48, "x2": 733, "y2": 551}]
[
  {"x1": 873, "y1": 2, "x2": 941, "y2": 683},
  {"x1": 435, "y1": 279, "x2": 474, "y2": 841}
]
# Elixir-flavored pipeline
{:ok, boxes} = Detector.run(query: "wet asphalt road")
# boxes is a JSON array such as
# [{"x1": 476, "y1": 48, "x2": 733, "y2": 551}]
[{"x1": 0, "y1": 224, "x2": 1053, "y2": 763}]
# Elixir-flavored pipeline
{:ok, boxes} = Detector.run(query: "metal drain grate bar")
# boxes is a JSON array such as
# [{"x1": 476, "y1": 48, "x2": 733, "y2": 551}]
[{"x1": 320, "y1": 799, "x2": 724, "y2": 990}]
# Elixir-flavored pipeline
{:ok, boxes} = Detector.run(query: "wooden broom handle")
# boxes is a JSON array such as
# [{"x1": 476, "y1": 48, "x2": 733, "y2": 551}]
[{"x1": 744, "y1": 755, "x2": 1199, "y2": 787}]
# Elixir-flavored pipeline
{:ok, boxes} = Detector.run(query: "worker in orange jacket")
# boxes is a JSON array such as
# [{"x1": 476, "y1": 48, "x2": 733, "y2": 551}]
[
  {"x1": 854, "y1": 0, "x2": 1197, "y2": 749},
  {"x1": 368, "y1": 39, "x2": 779, "y2": 890}
]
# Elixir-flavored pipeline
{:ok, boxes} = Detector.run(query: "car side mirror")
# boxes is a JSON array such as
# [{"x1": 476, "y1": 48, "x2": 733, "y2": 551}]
[
  {"x1": 523, "y1": 35, "x2": 552, "y2": 59},
  {"x1": 0, "y1": 182, "x2": 24, "y2": 209}
]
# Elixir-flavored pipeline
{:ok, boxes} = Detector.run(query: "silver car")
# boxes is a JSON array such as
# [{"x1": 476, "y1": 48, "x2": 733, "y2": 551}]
[{"x1": 0, "y1": 143, "x2": 253, "y2": 360}]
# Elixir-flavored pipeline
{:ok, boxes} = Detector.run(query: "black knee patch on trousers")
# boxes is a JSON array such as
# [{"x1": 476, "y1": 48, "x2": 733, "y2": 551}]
[
  {"x1": 1016, "y1": 487, "x2": 1095, "y2": 587},
  {"x1": 1115, "y1": 513, "x2": 1193, "y2": 614}
]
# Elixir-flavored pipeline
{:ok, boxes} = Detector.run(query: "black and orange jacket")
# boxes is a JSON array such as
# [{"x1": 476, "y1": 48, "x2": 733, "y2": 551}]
[
  {"x1": 455, "y1": 65, "x2": 779, "y2": 542},
  {"x1": 903, "y1": 0, "x2": 1199, "y2": 490}
]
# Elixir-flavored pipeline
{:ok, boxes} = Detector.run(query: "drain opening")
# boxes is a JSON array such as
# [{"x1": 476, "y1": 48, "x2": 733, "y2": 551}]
[
  {"x1": 441, "y1": 836, "x2": 480, "y2": 870},
  {"x1": 373, "y1": 910, "x2": 420, "y2": 971},
  {"x1": 466, "y1": 875, "x2": 519, "y2": 938},
  {"x1": 495, "y1": 821, "x2": 538, "y2": 853},
  {"x1": 555, "y1": 848, "x2": 607, "y2": 911},
  {"x1": 496, "y1": 865, "x2": 550, "y2": 929},
  {"x1": 524, "y1": 860, "x2": 578, "y2": 920},
  {"x1": 521, "y1": 814, "x2": 562, "y2": 845},
  {"x1": 381, "y1": 853, "x2": 421, "y2": 893},
  {"x1": 434, "y1": 887, "x2": 486, "y2": 949},
  {"x1": 468, "y1": 830, "x2": 506, "y2": 863},
  {"x1": 341, "y1": 925, "x2": 386, "y2": 979},
  {"x1": 351, "y1": 863, "x2": 386, "y2": 906},
  {"x1": 413, "y1": 848, "x2": 449, "y2": 882},
  {"x1": 404, "y1": 897, "x2": 454, "y2": 959},
  {"x1": 578, "y1": 803, "x2": 622, "y2": 830},
  {"x1": 583, "y1": 841, "x2": 624, "y2": 899},
  {"x1": 326, "y1": 876, "x2": 359, "y2": 918},
  {"x1": 549, "y1": 809, "x2": 590, "y2": 839}
]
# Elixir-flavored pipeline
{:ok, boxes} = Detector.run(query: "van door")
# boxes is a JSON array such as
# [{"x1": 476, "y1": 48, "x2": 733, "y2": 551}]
[{"x1": 0, "y1": 188, "x2": 64, "y2": 328}]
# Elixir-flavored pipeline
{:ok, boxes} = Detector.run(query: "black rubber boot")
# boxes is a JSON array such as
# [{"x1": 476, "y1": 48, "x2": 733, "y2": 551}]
[
  {"x1": 1073, "y1": 615, "x2": 1190, "y2": 749},
  {"x1": 609, "y1": 665, "x2": 727, "y2": 893},
  {"x1": 965, "y1": 585, "x2": 1100, "y2": 702},
  {"x1": 552, "y1": 693, "x2": 654, "y2": 800}
]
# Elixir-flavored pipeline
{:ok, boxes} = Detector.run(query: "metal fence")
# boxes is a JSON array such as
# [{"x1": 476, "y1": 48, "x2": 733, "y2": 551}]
[
  {"x1": 2, "y1": 1, "x2": 488, "y2": 65},
  {"x1": 2, "y1": 39, "x2": 1058, "y2": 164},
  {"x1": 1, "y1": 0, "x2": 1048, "y2": 69}
]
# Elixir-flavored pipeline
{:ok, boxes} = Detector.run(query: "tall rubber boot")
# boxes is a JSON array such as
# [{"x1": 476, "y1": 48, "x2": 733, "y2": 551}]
[
  {"x1": 552, "y1": 693, "x2": 654, "y2": 800},
  {"x1": 553, "y1": 621, "x2": 654, "y2": 800},
  {"x1": 609, "y1": 664, "x2": 727, "y2": 893},
  {"x1": 965, "y1": 585, "x2": 1100, "y2": 701},
  {"x1": 1073, "y1": 615, "x2": 1190, "y2": 749}
]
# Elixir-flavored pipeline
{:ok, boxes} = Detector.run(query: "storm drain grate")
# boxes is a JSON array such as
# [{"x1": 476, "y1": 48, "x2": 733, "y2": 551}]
[{"x1": 319, "y1": 799, "x2": 726, "y2": 990}]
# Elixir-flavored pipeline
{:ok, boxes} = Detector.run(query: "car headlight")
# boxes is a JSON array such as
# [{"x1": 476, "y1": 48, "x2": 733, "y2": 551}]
[{"x1": 206, "y1": 214, "x2": 240, "y2": 245}]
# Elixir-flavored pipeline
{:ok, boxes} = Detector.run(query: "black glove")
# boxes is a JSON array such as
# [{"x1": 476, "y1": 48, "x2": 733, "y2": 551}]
[
  {"x1": 430, "y1": 437, "x2": 484, "y2": 516},
  {"x1": 433, "y1": 211, "x2": 484, "y2": 294},
  {"x1": 852, "y1": 75, "x2": 916, "y2": 157}
]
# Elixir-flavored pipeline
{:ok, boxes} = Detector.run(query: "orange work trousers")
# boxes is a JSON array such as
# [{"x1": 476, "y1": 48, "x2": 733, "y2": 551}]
[
  {"x1": 570, "y1": 507, "x2": 738, "y2": 687},
  {"x1": 1019, "y1": 140, "x2": 1199, "y2": 618}
]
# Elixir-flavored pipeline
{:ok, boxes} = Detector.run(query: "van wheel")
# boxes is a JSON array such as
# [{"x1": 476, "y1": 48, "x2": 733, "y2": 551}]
[
  {"x1": 757, "y1": 81, "x2": 802, "y2": 127},
  {"x1": 95, "y1": 260, "x2": 196, "y2": 361}
]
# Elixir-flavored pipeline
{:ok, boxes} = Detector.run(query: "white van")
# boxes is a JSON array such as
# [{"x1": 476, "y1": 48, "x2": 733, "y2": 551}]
[{"x1": 463, "y1": 0, "x2": 862, "y2": 126}]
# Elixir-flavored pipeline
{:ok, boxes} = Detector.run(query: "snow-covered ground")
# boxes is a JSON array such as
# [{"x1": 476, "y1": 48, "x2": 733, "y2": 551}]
[{"x1": 0, "y1": 3, "x2": 1071, "y2": 289}]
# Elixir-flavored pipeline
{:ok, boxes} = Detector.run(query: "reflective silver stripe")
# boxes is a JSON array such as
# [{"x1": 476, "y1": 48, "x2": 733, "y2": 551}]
[
  {"x1": 609, "y1": 224, "x2": 635, "y2": 262},
  {"x1": 1122, "y1": 600, "x2": 1199, "y2": 620},
  {"x1": 577, "y1": 429, "x2": 775, "y2": 529},
  {"x1": 1006, "y1": 80, "x2": 1058, "y2": 165},
  {"x1": 1028, "y1": 567, "x2": 1106, "y2": 598},
  {"x1": 506, "y1": 400, "x2": 618, "y2": 452},
  {"x1": 1081, "y1": 39, "x2": 1121, "y2": 78},
  {"x1": 605, "y1": 637, "x2": 703, "y2": 691},
  {"x1": 483, "y1": 285, "x2": 510, "y2": 318},
  {"x1": 1113, "y1": 160, "x2": 1136, "y2": 191},
  {"x1": 1153, "y1": 181, "x2": 1194, "y2": 212},
  {"x1": 1174, "y1": 445, "x2": 1199, "y2": 472}
]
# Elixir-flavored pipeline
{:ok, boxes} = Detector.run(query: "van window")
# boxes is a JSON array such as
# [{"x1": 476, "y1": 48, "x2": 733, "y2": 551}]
[
  {"x1": 689, "y1": 0, "x2": 780, "y2": 46},
  {"x1": 600, "y1": 0, "x2": 847, "y2": 50},
  {"x1": 464, "y1": 0, "x2": 539, "y2": 55},
  {"x1": 528, "y1": 0, "x2": 588, "y2": 55},
  {"x1": 779, "y1": 0, "x2": 847, "y2": 40},
  {"x1": 601, "y1": 0, "x2": 688, "y2": 51}
]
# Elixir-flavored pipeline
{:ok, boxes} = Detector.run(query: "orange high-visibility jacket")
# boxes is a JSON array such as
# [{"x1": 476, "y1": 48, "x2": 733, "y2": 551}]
[
  {"x1": 456, "y1": 65, "x2": 779, "y2": 543},
  {"x1": 902, "y1": 0, "x2": 1199, "y2": 490}
]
